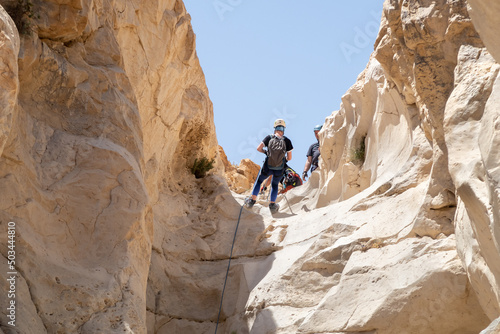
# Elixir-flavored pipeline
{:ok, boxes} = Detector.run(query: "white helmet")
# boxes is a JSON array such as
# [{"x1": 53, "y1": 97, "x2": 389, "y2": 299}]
[{"x1": 274, "y1": 119, "x2": 286, "y2": 128}]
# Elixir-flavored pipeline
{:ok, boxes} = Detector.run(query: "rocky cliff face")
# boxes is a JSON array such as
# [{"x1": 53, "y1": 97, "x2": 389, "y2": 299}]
[
  {"x1": 218, "y1": 146, "x2": 260, "y2": 194},
  {"x1": 453, "y1": 1, "x2": 500, "y2": 332},
  {"x1": 0, "y1": 0, "x2": 499, "y2": 333},
  {"x1": 0, "y1": 0, "x2": 226, "y2": 333},
  {"x1": 228, "y1": 0, "x2": 500, "y2": 333}
]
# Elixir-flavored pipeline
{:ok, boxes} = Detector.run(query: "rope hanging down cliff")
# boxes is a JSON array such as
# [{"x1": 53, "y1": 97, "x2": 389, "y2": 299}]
[{"x1": 214, "y1": 204, "x2": 244, "y2": 334}]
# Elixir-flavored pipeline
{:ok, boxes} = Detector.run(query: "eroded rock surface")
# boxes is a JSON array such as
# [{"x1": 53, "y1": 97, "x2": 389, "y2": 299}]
[
  {"x1": 0, "y1": 0, "x2": 224, "y2": 333},
  {"x1": 0, "y1": 0, "x2": 499, "y2": 333},
  {"x1": 219, "y1": 145, "x2": 260, "y2": 194},
  {"x1": 227, "y1": 0, "x2": 499, "y2": 333}
]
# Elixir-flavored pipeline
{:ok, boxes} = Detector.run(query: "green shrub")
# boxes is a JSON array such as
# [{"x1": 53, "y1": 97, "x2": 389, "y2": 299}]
[
  {"x1": 350, "y1": 135, "x2": 366, "y2": 165},
  {"x1": 5, "y1": 0, "x2": 37, "y2": 35},
  {"x1": 191, "y1": 157, "x2": 215, "y2": 178}
]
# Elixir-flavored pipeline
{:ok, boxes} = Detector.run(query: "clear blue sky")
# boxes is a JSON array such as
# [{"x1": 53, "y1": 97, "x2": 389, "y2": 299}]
[{"x1": 184, "y1": 1, "x2": 384, "y2": 174}]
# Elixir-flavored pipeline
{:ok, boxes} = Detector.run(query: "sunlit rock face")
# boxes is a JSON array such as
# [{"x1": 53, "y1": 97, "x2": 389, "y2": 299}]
[
  {"x1": 228, "y1": 0, "x2": 498, "y2": 333},
  {"x1": 451, "y1": 0, "x2": 500, "y2": 328},
  {"x1": 467, "y1": 0, "x2": 500, "y2": 62},
  {"x1": 219, "y1": 145, "x2": 260, "y2": 194},
  {"x1": 0, "y1": 0, "x2": 499, "y2": 333},
  {"x1": 0, "y1": 0, "x2": 222, "y2": 333}
]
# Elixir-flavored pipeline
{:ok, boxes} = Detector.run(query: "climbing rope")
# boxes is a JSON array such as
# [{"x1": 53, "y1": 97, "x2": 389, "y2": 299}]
[
  {"x1": 283, "y1": 193, "x2": 294, "y2": 215},
  {"x1": 214, "y1": 204, "x2": 244, "y2": 334}
]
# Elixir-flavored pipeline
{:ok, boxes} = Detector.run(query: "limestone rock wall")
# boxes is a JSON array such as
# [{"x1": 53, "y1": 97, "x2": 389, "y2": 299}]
[
  {"x1": 467, "y1": 0, "x2": 500, "y2": 62},
  {"x1": 0, "y1": 0, "x2": 225, "y2": 333},
  {"x1": 229, "y1": 0, "x2": 499, "y2": 333},
  {"x1": 219, "y1": 146, "x2": 260, "y2": 194},
  {"x1": 444, "y1": 45, "x2": 500, "y2": 321},
  {"x1": 0, "y1": 0, "x2": 499, "y2": 333},
  {"x1": 451, "y1": 0, "x2": 500, "y2": 328}
]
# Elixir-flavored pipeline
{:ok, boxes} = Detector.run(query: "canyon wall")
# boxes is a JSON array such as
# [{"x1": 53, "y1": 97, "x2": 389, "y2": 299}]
[
  {"x1": 218, "y1": 146, "x2": 260, "y2": 194},
  {"x1": 230, "y1": 0, "x2": 500, "y2": 333},
  {"x1": 0, "y1": 0, "x2": 232, "y2": 333},
  {"x1": 454, "y1": 0, "x2": 500, "y2": 331},
  {"x1": 0, "y1": 0, "x2": 499, "y2": 333}
]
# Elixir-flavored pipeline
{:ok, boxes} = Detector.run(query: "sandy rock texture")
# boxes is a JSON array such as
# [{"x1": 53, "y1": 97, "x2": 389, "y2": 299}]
[
  {"x1": 0, "y1": 5, "x2": 17, "y2": 158},
  {"x1": 0, "y1": 0, "x2": 227, "y2": 333},
  {"x1": 0, "y1": 0, "x2": 499, "y2": 333},
  {"x1": 224, "y1": 0, "x2": 499, "y2": 333},
  {"x1": 454, "y1": 0, "x2": 500, "y2": 329},
  {"x1": 219, "y1": 145, "x2": 260, "y2": 194},
  {"x1": 467, "y1": 0, "x2": 500, "y2": 62},
  {"x1": 444, "y1": 45, "x2": 500, "y2": 322}
]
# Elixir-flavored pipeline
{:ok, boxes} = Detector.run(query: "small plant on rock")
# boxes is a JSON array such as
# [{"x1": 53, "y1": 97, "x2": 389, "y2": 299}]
[
  {"x1": 191, "y1": 157, "x2": 215, "y2": 179},
  {"x1": 4, "y1": 0, "x2": 37, "y2": 35},
  {"x1": 350, "y1": 135, "x2": 366, "y2": 165}
]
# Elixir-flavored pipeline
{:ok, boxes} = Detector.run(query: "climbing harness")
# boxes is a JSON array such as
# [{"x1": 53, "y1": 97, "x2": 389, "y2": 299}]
[{"x1": 214, "y1": 204, "x2": 244, "y2": 334}]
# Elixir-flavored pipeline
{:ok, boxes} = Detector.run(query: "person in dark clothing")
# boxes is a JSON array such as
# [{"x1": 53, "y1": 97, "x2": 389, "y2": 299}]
[
  {"x1": 245, "y1": 119, "x2": 293, "y2": 213},
  {"x1": 302, "y1": 124, "x2": 322, "y2": 181}
]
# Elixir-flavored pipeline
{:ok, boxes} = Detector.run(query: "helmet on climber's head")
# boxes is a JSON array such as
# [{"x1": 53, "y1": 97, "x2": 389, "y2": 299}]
[
  {"x1": 314, "y1": 124, "x2": 322, "y2": 140},
  {"x1": 274, "y1": 119, "x2": 286, "y2": 133}
]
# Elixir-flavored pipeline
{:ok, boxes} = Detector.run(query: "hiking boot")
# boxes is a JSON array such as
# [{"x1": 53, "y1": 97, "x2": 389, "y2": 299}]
[
  {"x1": 269, "y1": 202, "x2": 279, "y2": 214},
  {"x1": 244, "y1": 197, "x2": 256, "y2": 209}
]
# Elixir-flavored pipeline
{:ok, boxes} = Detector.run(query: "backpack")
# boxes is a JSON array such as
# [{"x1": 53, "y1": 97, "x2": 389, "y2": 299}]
[
  {"x1": 267, "y1": 135, "x2": 287, "y2": 170},
  {"x1": 280, "y1": 167, "x2": 303, "y2": 193}
]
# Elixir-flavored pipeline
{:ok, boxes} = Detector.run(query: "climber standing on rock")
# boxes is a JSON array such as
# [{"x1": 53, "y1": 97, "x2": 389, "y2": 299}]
[
  {"x1": 244, "y1": 119, "x2": 293, "y2": 214},
  {"x1": 302, "y1": 124, "x2": 322, "y2": 181}
]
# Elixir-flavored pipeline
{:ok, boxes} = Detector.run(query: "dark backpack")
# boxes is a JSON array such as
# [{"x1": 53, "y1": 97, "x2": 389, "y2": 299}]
[{"x1": 267, "y1": 135, "x2": 287, "y2": 170}]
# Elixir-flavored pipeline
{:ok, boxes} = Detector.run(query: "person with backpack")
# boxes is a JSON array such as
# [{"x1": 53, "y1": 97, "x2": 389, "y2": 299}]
[
  {"x1": 302, "y1": 124, "x2": 322, "y2": 181},
  {"x1": 244, "y1": 119, "x2": 293, "y2": 213}
]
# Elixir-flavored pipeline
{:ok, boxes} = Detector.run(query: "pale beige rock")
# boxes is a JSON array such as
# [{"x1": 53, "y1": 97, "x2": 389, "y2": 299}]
[
  {"x1": 459, "y1": 3, "x2": 500, "y2": 329},
  {"x1": 444, "y1": 3, "x2": 500, "y2": 330},
  {"x1": 374, "y1": 0, "x2": 484, "y2": 239},
  {"x1": 0, "y1": 6, "x2": 18, "y2": 157},
  {"x1": 311, "y1": 57, "x2": 427, "y2": 211},
  {"x1": 467, "y1": 0, "x2": 500, "y2": 63},
  {"x1": 0, "y1": 253, "x2": 45, "y2": 332},
  {"x1": 228, "y1": 180, "x2": 489, "y2": 333},
  {"x1": 300, "y1": 237, "x2": 485, "y2": 334},
  {"x1": 225, "y1": 0, "x2": 496, "y2": 333},
  {"x1": 444, "y1": 45, "x2": 500, "y2": 320},
  {"x1": 219, "y1": 144, "x2": 235, "y2": 172},
  {"x1": 0, "y1": 0, "x2": 499, "y2": 333},
  {"x1": 0, "y1": 0, "x2": 220, "y2": 333},
  {"x1": 219, "y1": 145, "x2": 260, "y2": 194},
  {"x1": 481, "y1": 317, "x2": 500, "y2": 334}
]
